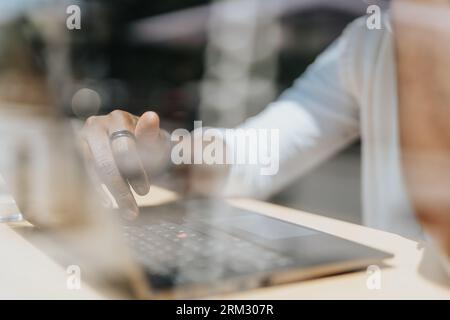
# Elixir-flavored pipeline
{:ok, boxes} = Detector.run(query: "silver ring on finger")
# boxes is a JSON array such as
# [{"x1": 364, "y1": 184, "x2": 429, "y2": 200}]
[{"x1": 109, "y1": 130, "x2": 136, "y2": 143}]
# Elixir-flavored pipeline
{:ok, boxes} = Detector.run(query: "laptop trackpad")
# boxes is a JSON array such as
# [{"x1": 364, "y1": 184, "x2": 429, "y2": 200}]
[{"x1": 202, "y1": 214, "x2": 318, "y2": 240}]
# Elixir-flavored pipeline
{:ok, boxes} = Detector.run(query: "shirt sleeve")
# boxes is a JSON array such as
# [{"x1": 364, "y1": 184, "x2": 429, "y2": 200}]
[{"x1": 224, "y1": 20, "x2": 361, "y2": 199}]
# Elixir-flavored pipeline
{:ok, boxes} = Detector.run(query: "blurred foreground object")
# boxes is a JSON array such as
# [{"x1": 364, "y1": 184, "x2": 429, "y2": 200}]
[
  {"x1": 0, "y1": 110, "x2": 142, "y2": 296},
  {"x1": 0, "y1": 112, "x2": 96, "y2": 227},
  {"x1": 394, "y1": 0, "x2": 450, "y2": 257},
  {"x1": 0, "y1": 174, "x2": 22, "y2": 222}
]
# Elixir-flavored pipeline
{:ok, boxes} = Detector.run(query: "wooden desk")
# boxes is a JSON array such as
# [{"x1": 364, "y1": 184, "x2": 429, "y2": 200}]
[{"x1": 1, "y1": 186, "x2": 450, "y2": 299}]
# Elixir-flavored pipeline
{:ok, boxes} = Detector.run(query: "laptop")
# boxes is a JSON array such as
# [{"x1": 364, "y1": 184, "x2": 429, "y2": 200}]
[
  {"x1": 120, "y1": 198, "x2": 392, "y2": 298},
  {"x1": 3, "y1": 119, "x2": 393, "y2": 299}
]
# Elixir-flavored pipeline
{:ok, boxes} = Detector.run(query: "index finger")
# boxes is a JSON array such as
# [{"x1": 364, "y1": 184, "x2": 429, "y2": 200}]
[{"x1": 85, "y1": 129, "x2": 140, "y2": 219}]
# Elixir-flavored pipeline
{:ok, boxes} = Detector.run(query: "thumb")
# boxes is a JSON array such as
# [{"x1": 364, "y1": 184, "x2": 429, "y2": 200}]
[{"x1": 135, "y1": 111, "x2": 160, "y2": 144}]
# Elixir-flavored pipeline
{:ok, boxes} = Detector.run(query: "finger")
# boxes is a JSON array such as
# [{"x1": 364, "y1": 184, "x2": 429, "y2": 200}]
[
  {"x1": 79, "y1": 139, "x2": 112, "y2": 208},
  {"x1": 86, "y1": 128, "x2": 139, "y2": 219},
  {"x1": 108, "y1": 112, "x2": 150, "y2": 196},
  {"x1": 135, "y1": 111, "x2": 171, "y2": 174},
  {"x1": 135, "y1": 111, "x2": 160, "y2": 145}
]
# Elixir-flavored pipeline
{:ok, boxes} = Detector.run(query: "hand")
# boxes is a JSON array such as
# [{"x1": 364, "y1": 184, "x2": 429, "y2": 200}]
[{"x1": 80, "y1": 110, "x2": 170, "y2": 219}]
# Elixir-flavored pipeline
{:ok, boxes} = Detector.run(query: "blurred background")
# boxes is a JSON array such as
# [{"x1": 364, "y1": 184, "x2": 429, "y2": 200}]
[{"x1": 0, "y1": 0, "x2": 389, "y2": 224}]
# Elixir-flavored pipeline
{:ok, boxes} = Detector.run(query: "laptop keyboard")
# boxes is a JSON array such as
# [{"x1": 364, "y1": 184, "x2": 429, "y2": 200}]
[{"x1": 122, "y1": 221, "x2": 294, "y2": 285}]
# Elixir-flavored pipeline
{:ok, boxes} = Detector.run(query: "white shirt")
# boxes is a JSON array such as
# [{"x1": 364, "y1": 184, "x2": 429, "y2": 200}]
[{"x1": 225, "y1": 16, "x2": 424, "y2": 240}]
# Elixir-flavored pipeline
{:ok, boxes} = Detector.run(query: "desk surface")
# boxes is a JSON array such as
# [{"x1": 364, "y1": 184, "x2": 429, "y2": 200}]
[{"x1": 1, "y1": 186, "x2": 450, "y2": 299}]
